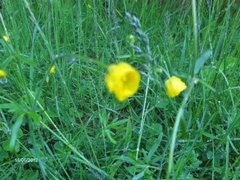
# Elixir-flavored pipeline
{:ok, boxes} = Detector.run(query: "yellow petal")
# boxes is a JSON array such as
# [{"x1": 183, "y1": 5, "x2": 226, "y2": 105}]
[
  {"x1": 3, "y1": 35, "x2": 10, "y2": 43},
  {"x1": 165, "y1": 76, "x2": 187, "y2": 98},
  {"x1": 0, "y1": 69, "x2": 7, "y2": 79},
  {"x1": 105, "y1": 62, "x2": 140, "y2": 102},
  {"x1": 49, "y1": 66, "x2": 56, "y2": 74}
]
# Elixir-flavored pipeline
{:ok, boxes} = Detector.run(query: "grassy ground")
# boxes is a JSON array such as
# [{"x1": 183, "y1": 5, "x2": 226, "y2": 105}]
[{"x1": 0, "y1": 0, "x2": 240, "y2": 179}]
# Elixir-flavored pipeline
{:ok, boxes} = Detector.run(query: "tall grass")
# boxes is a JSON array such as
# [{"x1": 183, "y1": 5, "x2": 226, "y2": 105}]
[{"x1": 0, "y1": 0, "x2": 240, "y2": 179}]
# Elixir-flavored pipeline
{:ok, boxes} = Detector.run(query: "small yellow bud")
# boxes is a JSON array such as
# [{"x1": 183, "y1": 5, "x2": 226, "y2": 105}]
[
  {"x1": 3, "y1": 35, "x2": 10, "y2": 43},
  {"x1": 0, "y1": 69, "x2": 7, "y2": 79},
  {"x1": 49, "y1": 66, "x2": 56, "y2": 74}
]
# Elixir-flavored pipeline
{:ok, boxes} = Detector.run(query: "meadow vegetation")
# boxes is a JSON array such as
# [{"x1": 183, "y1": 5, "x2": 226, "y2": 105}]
[{"x1": 0, "y1": 0, "x2": 240, "y2": 179}]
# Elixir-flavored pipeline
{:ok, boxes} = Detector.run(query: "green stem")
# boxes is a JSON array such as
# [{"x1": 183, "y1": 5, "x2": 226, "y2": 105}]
[
  {"x1": 192, "y1": 0, "x2": 198, "y2": 75},
  {"x1": 0, "y1": 13, "x2": 9, "y2": 35},
  {"x1": 136, "y1": 73, "x2": 150, "y2": 160},
  {"x1": 166, "y1": 78, "x2": 195, "y2": 179}
]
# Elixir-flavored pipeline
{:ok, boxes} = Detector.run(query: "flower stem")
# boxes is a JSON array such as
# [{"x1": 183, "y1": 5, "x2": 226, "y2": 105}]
[
  {"x1": 192, "y1": 0, "x2": 198, "y2": 75},
  {"x1": 166, "y1": 78, "x2": 195, "y2": 180},
  {"x1": 136, "y1": 73, "x2": 150, "y2": 160}
]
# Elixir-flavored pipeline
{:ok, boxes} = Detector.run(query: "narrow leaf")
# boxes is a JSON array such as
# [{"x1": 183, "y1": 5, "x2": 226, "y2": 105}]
[{"x1": 14, "y1": 53, "x2": 36, "y2": 66}]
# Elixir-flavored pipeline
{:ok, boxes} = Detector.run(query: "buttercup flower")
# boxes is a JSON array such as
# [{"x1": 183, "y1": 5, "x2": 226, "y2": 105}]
[
  {"x1": 165, "y1": 76, "x2": 187, "y2": 98},
  {"x1": 49, "y1": 66, "x2": 56, "y2": 74},
  {"x1": 3, "y1": 35, "x2": 10, "y2": 43},
  {"x1": 105, "y1": 62, "x2": 140, "y2": 102},
  {"x1": 0, "y1": 69, "x2": 7, "y2": 79}
]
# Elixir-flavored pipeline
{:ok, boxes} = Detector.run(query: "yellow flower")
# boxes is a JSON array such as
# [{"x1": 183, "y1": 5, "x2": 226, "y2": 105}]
[
  {"x1": 3, "y1": 35, "x2": 10, "y2": 43},
  {"x1": 0, "y1": 69, "x2": 7, "y2": 79},
  {"x1": 105, "y1": 62, "x2": 140, "y2": 102},
  {"x1": 165, "y1": 76, "x2": 187, "y2": 98},
  {"x1": 49, "y1": 66, "x2": 56, "y2": 74}
]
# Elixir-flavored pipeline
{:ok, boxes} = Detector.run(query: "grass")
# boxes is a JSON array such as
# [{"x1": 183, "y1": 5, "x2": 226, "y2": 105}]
[{"x1": 0, "y1": 0, "x2": 240, "y2": 179}]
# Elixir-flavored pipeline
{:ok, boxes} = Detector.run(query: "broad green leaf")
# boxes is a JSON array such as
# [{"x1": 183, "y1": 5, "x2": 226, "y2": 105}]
[
  {"x1": 194, "y1": 50, "x2": 212, "y2": 74},
  {"x1": 146, "y1": 127, "x2": 163, "y2": 161},
  {"x1": 9, "y1": 114, "x2": 24, "y2": 152},
  {"x1": 133, "y1": 171, "x2": 145, "y2": 180}
]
